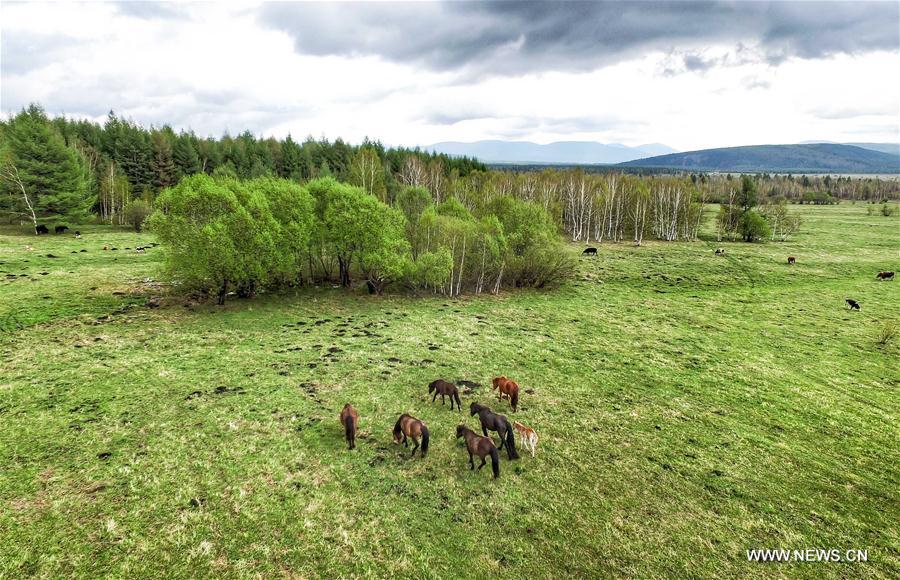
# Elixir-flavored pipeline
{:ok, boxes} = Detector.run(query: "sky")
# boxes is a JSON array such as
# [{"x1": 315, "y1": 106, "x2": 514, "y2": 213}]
[{"x1": 1, "y1": 0, "x2": 899, "y2": 151}]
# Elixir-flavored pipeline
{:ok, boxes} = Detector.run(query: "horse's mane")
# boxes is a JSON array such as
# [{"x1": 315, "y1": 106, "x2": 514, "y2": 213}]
[{"x1": 393, "y1": 415, "x2": 404, "y2": 436}]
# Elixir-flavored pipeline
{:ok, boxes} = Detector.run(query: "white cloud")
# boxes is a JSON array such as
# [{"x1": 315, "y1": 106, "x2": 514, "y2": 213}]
[{"x1": 1, "y1": 1, "x2": 898, "y2": 151}]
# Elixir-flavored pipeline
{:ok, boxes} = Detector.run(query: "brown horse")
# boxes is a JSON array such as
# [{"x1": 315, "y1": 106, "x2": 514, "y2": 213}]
[
  {"x1": 787, "y1": 256, "x2": 796, "y2": 265},
  {"x1": 456, "y1": 425, "x2": 500, "y2": 478},
  {"x1": 339, "y1": 403, "x2": 359, "y2": 450},
  {"x1": 428, "y1": 379, "x2": 462, "y2": 411},
  {"x1": 392, "y1": 414, "x2": 430, "y2": 457},
  {"x1": 491, "y1": 376, "x2": 519, "y2": 412},
  {"x1": 470, "y1": 402, "x2": 519, "y2": 459}
]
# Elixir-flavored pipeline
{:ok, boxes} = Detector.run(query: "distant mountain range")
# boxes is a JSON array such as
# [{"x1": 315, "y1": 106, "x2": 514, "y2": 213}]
[
  {"x1": 619, "y1": 143, "x2": 900, "y2": 173},
  {"x1": 423, "y1": 140, "x2": 678, "y2": 164}
]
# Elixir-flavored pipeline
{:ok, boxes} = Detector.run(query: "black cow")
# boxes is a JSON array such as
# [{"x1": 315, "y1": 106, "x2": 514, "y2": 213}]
[
  {"x1": 582, "y1": 247, "x2": 598, "y2": 256},
  {"x1": 846, "y1": 299, "x2": 860, "y2": 311},
  {"x1": 55, "y1": 225, "x2": 69, "y2": 234},
  {"x1": 35, "y1": 224, "x2": 49, "y2": 235},
  {"x1": 876, "y1": 271, "x2": 894, "y2": 281}
]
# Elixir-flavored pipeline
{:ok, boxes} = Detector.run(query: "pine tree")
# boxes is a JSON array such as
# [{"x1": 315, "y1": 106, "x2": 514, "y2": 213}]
[
  {"x1": 173, "y1": 135, "x2": 201, "y2": 178},
  {"x1": 151, "y1": 131, "x2": 177, "y2": 190},
  {"x1": 2, "y1": 104, "x2": 91, "y2": 220}
]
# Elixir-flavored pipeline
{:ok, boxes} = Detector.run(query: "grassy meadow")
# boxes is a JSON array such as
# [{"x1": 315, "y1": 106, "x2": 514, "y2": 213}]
[{"x1": 1, "y1": 204, "x2": 898, "y2": 578}]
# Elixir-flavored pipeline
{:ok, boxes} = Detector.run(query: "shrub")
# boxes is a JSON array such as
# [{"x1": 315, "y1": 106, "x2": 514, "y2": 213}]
[
  {"x1": 876, "y1": 321, "x2": 897, "y2": 346},
  {"x1": 881, "y1": 202, "x2": 894, "y2": 217},
  {"x1": 125, "y1": 199, "x2": 152, "y2": 232}
]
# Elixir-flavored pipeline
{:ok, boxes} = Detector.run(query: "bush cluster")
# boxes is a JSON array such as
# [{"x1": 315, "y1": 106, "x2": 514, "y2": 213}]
[{"x1": 149, "y1": 175, "x2": 573, "y2": 302}]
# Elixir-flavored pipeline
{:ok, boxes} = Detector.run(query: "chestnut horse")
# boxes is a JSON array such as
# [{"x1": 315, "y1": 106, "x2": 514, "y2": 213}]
[
  {"x1": 428, "y1": 379, "x2": 462, "y2": 411},
  {"x1": 491, "y1": 375, "x2": 519, "y2": 412},
  {"x1": 392, "y1": 413, "x2": 430, "y2": 457},
  {"x1": 470, "y1": 402, "x2": 518, "y2": 459},
  {"x1": 339, "y1": 403, "x2": 359, "y2": 450},
  {"x1": 456, "y1": 425, "x2": 500, "y2": 478}
]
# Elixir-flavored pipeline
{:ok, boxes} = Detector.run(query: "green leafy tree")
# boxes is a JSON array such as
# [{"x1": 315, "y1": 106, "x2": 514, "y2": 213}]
[{"x1": 739, "y1": 210, "x2": 771, "y2": 242}]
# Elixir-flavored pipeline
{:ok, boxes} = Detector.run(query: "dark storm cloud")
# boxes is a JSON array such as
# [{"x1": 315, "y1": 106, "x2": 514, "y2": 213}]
[{"x1": 259, "y1": 1, "x2": 900, "y2": 76}]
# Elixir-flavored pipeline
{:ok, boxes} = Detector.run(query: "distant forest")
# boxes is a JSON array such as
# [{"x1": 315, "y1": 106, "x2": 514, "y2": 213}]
[{"x1": 1, "y1": 104, "x2": 898, "y2": 245}]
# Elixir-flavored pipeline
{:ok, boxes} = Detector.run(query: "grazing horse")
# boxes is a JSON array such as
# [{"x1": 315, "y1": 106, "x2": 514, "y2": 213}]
[
  {"x1": 876, "y1": 271, "x2": 894, "y2": 281},
  {"x1": 392, "y1": 413, "x2": 430, "y2": 457},
  {"x1": 55, "y1": 225, "x2": 68, "y2": 234},
  {"x1": 456, "y1": 425, "x2": 500, "y2": 478},
  {"x1": 787, "y1": 256, "x2": 796, "y2": 265},
  {"x1": 428, "y1": 379, "x2": 462, "y2": 411},
  {"x1": 35, "y1": 224, "x2": 49, "y2": 235},
  {"x1": 491, "y1": 376, "x2": 519, "y2": 412},
  {"x1": 513, "y1": 421, "x2": 538, "y2": 458},
  {"x1": 846, "y1": 299, "x2": 860, "y2": 311},
  {"x1": 470, "y1": 402, "x2": 518, "y2": 459},
  {"x1": 582, "y1": 247, "x2": 598, "y2": 256},
  {"x1": 339, "y1": 403, "x2": 359, "y2": 450}
]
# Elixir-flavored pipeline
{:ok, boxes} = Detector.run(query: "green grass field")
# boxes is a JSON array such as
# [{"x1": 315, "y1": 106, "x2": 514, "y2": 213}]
[{"x1": 1, "y1": 204, "x2": 898, "y2": 578}]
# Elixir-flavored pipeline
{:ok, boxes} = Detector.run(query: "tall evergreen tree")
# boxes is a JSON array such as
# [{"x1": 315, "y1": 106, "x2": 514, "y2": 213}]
[
  {"x1": 173, "y1": 135, "x2": 201, "y2": 178},
  {"x1": 151, "y1": 131, "x2": 177, "y2": 190},
  {"x1": 1, "y1": 104, "x2": 91, "y2": 220}
]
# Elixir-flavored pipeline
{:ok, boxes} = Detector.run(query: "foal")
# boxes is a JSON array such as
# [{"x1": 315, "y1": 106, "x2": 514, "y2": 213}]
[
  {"x1": 513, "y1": 421, "x2": 538, "y2": 458},
  {"x1": 339, "y1": 403, "x2": 359, "y2": 450},
  {"x1": 470, "y1": 402, "x2": 518, "y2": 459},
  {"x1": 392, "y1": 414, "x2": 430, "y2": 457},
  {"x1": 491, "y1": 376, "x2": 519, "y2": 412},
  {"x1": 428, "y1": 379, "x2": 462, "y2": 411},
  {"x1": 456, "y1": 425, "x2": 500, "y2": 478}
]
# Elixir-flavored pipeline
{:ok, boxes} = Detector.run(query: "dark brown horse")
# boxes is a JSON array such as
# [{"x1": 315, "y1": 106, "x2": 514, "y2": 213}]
[
  {"x1": 470, "y1": 402, "x2": 518, "y2": 459},
  {"x1": 339, "y1": 403, "x2": 359, "y2": 450},
  {"x1": 491, "y1": 375, "x2": 519, "y2": 412},
  {"x1": 392, "y1": 414, "x2": 430, "y2": 457},
  {"x1": 428, "y1": 379, "x2": 462, "y2": 411},
  {"x1": 456, "y1": 425, "x2": 500, "y2": 478}
]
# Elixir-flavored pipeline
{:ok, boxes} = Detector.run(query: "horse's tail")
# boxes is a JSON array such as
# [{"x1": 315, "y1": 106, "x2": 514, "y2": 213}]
[
  {"x1": 344, "y1": 414, "x2": 356, "y2": 448},
  {"x1": 510, "y1": 388, "x2": 519, "y2": 412},
  {"x1": 489, "y1": 446, "x2": 500, "y2": 479},
  {"x1": 504, "y1": 422, "x2": 519, "y2": 459},
  {"x1": 453, "y1": 390, "x2": 462, "y2": 410},
  {"x1": 420, "y1": 425, "x2": 430, "y2": 457}
]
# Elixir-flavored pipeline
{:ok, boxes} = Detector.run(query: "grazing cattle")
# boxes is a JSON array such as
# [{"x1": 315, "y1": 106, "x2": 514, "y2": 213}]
[
  {"x1": 103, "y1": 245, "x2": 109, "y2": 251},
  {"x1": 74, "y1": 231, "x2": 82, "y2": 239},
  {"x1": 35, "y1": 224, "x2": 49, "y2": 235},
  {"x1": 428, "y1": 379, "x2": 462, "y2": 411},
  {"x1": 456, "y1": 425, "x2": 500, "y2": 478},
  {"x1": 392, "y1": 413, "x2": 429, "y2": 457},
  {"x1": 339, "y1": 403, "x2": 359, "y2": 450},
  {"x1": 470, "y1": 402, "x2": 519, "y2": 460},
  {"x1": 491, "y1": 375, "x2": 520, "y2": 412},
  {"x1": 135, "y1": 247, "x2": 146, "y2": 253},
  {"x1": 55, "y1": 225, "x2": 68, "y2": 234},
  {"x1": 582, "y1": 247, "x2": 598, "y2": 256},
  {"x1": 876, "y1": 271, "x2": 894, "y2": 281},
  {"x1": 787, "y1": 256, "x2": 796, "y2": 265},
  {"x1": 513, "y1": 421, "x2": 538, "y2": 458},
  {"x1": 846, "y1": 299, "x2": 860, "y2": 311},
  {"x1": 715, "y1": 248, "x2": 725, "y2": 255}
]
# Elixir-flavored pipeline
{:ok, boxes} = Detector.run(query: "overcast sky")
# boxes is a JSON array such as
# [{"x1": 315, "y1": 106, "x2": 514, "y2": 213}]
[{"x1": 2, "y1": 1, "x2": 898, "y2": 151}]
